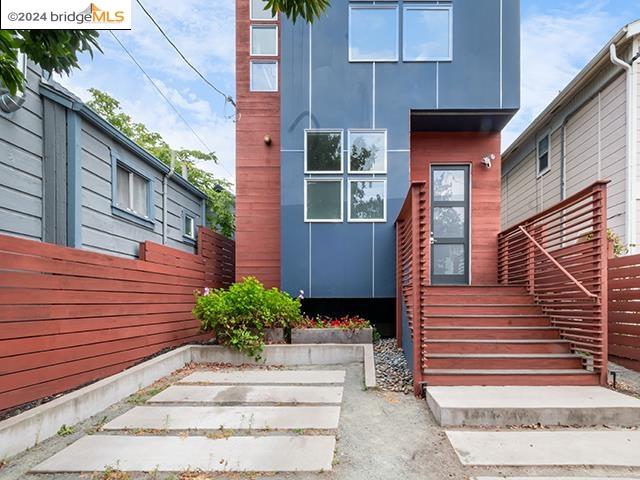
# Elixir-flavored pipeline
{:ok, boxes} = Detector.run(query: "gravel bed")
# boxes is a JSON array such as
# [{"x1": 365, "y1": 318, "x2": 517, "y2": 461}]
[{"x1": 374, "y1": 338, "x2": 413, "y2": 394}]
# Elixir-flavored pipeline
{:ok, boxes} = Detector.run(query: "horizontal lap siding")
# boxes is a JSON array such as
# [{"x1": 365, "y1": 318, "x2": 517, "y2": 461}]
[
  {"x1": 0, "y1": 65, "x2": 44, "y2": 241},
  {"x1": 609, "y1": 253, "x2": 640, "y2": 372},
  {"x1": 0, "y1": 228, "x2": 234, "y2": 413}
]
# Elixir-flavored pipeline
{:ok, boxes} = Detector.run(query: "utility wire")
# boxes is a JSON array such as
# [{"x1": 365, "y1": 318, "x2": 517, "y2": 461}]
[
  {"x1": 135, "y1": 0, "x2": 236, "y2": 110},
  {"x1": 109, "y1": 31, "x2": 235, "y2": 180}
]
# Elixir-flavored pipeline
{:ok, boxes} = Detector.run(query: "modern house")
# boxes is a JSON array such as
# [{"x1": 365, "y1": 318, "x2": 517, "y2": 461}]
[
  {"x1": 236, "y1": 0, "x2": 613, "y2": 392},
  {"x1": 502, "y1": 20, "x2": 640, "y2": 254},
  {"x1": 0, "y1": 60, "x2": 207, "y2": 258}
]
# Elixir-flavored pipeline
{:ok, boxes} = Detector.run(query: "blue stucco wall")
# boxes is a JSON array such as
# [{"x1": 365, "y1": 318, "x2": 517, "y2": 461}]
[{"x1": 280, "y1": 0, "x2": 520, "y2": 298}]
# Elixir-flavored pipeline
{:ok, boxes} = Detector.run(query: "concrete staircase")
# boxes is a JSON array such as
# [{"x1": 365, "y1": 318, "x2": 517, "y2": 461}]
[{"x1": 422, "y1": 286, "x2": 599, "y2": 386}]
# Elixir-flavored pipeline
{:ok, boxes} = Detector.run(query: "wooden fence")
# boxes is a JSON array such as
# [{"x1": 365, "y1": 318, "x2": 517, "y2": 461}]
[
  {"x1": 609, "y1": 253, "x2": 640, "y2": 371},
  {"x1": 0, "y1": 228, "x2": 235, "y2": 413},
  {"x1": 498, "y1": 181, "x2": 609, "y2": 384}
]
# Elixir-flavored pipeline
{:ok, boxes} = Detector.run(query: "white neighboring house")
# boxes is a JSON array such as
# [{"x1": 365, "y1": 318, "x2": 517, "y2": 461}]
[{"x1": 501, "y1": 20, "x2": 640, "y2": 254}]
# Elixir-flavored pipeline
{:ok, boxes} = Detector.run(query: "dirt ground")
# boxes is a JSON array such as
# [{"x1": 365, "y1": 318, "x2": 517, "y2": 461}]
[{"x1": 2, "y1": 363, "x2": 640, "y2": 480}]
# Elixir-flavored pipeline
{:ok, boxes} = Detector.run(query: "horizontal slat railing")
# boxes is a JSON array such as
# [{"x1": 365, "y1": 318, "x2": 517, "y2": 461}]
[
  {"x1": 498, "y1": 181, "x2": 609, "y2": 384},
  {"x1": 608, "y1": 253, "x2": 640, "y2": 372},
  {"x1": 395, "y1": 182, "x2": 428, "y2": 396}
]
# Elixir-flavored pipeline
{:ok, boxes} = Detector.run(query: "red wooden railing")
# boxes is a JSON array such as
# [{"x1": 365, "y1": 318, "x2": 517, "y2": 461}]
[
  {"x1": 395, "y1": 182, "x2": 428, "y2": 395},
  {"x1": 609, "y1": 253, "x2": 640, "y2": 372},
  {"x1": 498, "y1": 181, "x2": 609, "y2": 384}
]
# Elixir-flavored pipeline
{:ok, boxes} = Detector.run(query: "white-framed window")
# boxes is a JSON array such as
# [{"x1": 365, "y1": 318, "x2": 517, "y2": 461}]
[
  {"x1": 537, "y1": 134, "x2": 550, "y2": 176},
  {"x1": 250, "y1": 0, "x2": 277, "y2": 20},
  {"x1": 348, "y1": 5, "x2": 399, "y2": 62},
  {"x1": 403, "y1": 5, "x2": 452, "y2": 62},
  {"x1": 304, "y1": 178, "x2": 344, "y2": 222},
  {"x1": 250, "y1": 60, "x2": 278, "y2": 92},
  {"x1": 348, "y1": 129, "x2": 387, "y2": 174},
  {"x1": 304, "y1": 129, "x2": 343, "y2": 174},
  {"x1": 183, "y1": 212, "x2": 196, "y2": 240},
  {"x1": 115, "y1": 164, "x2": 150, "y2": 219},
  {"x1": 348, "y1": 179, "x2": 386, "y2": 222},
  {"x1": 250, "y1": 25, "x2": 278, "y2": 56}
]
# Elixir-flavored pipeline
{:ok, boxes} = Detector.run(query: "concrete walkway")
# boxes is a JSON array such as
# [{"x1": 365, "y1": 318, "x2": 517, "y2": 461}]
[{"x1": 32, "y1": 369, "x2": 345, "y2": 473}]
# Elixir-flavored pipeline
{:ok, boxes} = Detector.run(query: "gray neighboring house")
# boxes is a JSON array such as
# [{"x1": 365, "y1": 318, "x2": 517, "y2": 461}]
[
  {"x1": 0, "y1": 60, "x2": 207, "y2": 258},
  {"x1": 501, "y1": 20, "x2": 640, "y2": 253}
]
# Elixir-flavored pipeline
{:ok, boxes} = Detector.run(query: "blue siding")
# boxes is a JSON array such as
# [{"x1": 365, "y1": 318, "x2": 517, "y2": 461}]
[{"x1": 280, "y1": 0, "x2": 519, "y2": 299}]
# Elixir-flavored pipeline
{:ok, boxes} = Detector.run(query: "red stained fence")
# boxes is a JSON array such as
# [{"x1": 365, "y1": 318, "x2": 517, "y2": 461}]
[
  {"x1": 0, "y1": 228, "x2": 235, "y2": 413},
  {"x1": 498, "y1": 181, "x2": 609, "y2": 384},
  {"x1": 609, "y1": 254, "x2": 640, "y2": 372}
]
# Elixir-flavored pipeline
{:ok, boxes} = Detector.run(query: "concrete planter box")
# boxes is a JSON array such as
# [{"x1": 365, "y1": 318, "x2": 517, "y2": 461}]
[
  {"x1": 264, "y1": 328, "x2": 285, "y2": 344},
  {"x1": 291, "y1": 327, "x2": 373, "y2": 344}
]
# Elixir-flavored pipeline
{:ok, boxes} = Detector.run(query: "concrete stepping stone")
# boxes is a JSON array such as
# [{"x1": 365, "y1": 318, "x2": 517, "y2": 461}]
[
  {"x1": 32, "y1": 434, "x2": 336, "y2": 472},
  {"x1": 446, "y1": 430, "x2": 640, "y2": 466},
  {"x1": 428, "y1": 386, "x2": 640, "y2": 426},
  {"x1": 181, "y1": 370, "x2": 346, "y2": 384},
  {"x1": 104, "y1": 405, "x2": 341, "y2": 430},
  {"x1": 148, "y1": 385, "x2": 343, "y2": 404}
]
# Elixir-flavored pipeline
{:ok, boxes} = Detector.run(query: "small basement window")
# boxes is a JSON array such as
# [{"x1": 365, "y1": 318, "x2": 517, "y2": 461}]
[
  {"x1": 250, "y1": 25, "x2": 278, "y2": 56},
  {"x1": 116, "y1": 164, "x2": 150, "y2": 218},
  {"x1": 305, "y1": 179, "x2": 343, "y2": 222},
  {"x1": 403, "y1": 5, "x2": 452, "y2": 61},
  {"x1": 305, "y1": 130, "x2": 343, "y2": 173},
  {"x1": 348, "y1": 129, "x2": 387, "y2": 173},
  {"x1": 250, "y1": 60, "x2": 278, "y2": 92},
  {"x1": 349, "y1": 5, "x2": 399, "y2": 62},
  {"x1": 349, "y1": 179, "x2": 386, "y2": 222},
  {"x1": 537, "y1": 134, "x2": 550, "y2": 175},
  {"x1": 183, "y1": 212, "x2": 196, "y2": 240}
]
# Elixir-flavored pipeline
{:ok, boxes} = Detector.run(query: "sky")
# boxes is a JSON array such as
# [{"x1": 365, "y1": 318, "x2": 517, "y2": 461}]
[{"x1": 59, "y1": 0, "x2": 640, "y2": 187}]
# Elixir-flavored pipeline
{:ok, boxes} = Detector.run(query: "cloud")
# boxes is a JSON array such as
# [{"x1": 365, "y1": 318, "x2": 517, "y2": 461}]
[{"x1": 502, "y1": 1, "x2": 625, "y2": 150}]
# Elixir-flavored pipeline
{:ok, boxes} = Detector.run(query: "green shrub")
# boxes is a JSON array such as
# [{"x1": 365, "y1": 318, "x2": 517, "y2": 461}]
[{"x1": 193, "y1": 277, "x2": 301, "y2": 359}]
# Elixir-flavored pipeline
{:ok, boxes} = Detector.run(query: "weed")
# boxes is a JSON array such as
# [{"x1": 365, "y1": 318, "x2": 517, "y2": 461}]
[
  {"x1": 92, "y1": 463, "x2": 130, "y2": 480},
  {"x1": 57, "y1": 424, "x2": 75, "y2": 436}
]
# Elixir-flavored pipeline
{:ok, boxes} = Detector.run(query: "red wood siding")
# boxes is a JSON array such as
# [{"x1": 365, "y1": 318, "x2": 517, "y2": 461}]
[
  {"x1": 0, "y1": 228, "x2": 234, "y2": 413},
  {"x1": 410, "y1": 132, "x2": 502, "y2": 285},
  {"x1": 235, "y1": 0, "x2": 281, "y2": 288},
  {"x1": 609, "y1": 253, "x2": 640, "y2": 372}
]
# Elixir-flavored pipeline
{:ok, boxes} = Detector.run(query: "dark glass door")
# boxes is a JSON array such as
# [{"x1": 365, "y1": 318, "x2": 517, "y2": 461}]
[{"x1": 430, "y1": 165, "x2": 470, "y2": 285}]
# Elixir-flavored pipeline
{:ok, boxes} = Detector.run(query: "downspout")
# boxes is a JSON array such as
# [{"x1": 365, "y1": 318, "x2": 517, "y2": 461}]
[
  {"x1": 610, "y1": 43, "x2": 639, "y2": 252},
  {"x1": 163, "y1": 150, "x2": 176, "y2": 245}
]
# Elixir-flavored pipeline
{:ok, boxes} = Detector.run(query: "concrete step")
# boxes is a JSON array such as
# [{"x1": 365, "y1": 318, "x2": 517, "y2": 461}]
[
  {"x1": 423, "y1": 326, "x2": 560, "y2": 340},
  {"x1": 148, "y1": 385, "x2": 343, "y2": 404},
  {"x1": 427, "y1": 315, "x2": 551, "y2": 327},
  {"x1": 426, "y1": 386, "x2": 640, "y2": 426},
  {"x1": 423, "y1": 369, "x2": 599, "y2": 386},
  {"x1": 180, "y1": 370, "x2": 346, "y2": 385},
  {"x1": 425, "y1": 304, "x2": 543, "y2": 315},
  {"x1": 446, "y1": 430, "x2": 640, "y2": 466},
  {"x1": 424, "y1": 353, "x2": 583, "y2": 370},
  {"x1": 32, "y1": 435, "x2": 336, "y2": 472},
  {"x1": 425, "y1": 339, "x2": 572, "y2": 354}
]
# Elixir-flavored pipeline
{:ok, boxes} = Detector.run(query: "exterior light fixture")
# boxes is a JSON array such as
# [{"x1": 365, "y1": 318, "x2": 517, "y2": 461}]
[
  {"x1": 481, "y1": 154, "x2": 495, "y2": 169},
  {"x1": 263, "y1": 134, "x2": 272, "y2": 146}
]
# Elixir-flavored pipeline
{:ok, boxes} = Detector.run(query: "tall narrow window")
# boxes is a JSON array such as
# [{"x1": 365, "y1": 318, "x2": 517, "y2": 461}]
[
  {"x1": 348, "y1": 130, "x2": 387, "y2": 174},
  {"x1": 250, "y1": 61, "x2": 278, "y2": 91},
  {"x1": 183, "y1": 213, "x2": 196, "y2": 240},
  {"x1": 403, "y1": 5, "x2": 452, "y2": 61},
  {"x1": 115, "y1": 164, "x2": 150, "y2": 218},
  {"x1": 250, "y1": 0, "x2": 276, "y2": 20},
  {"x1": 305, "y1": 130, "x2": 343, "y2": 173},
  {"x1": 349, "y1": 6, "x2": 399, "y2": 62},
  {"x1": 348, "y1": 179, "x2": 386, "y2": 222},
  {"x1": 250, "y1": 25, "x2": 278, "y2": 56},
  {"x1": 305, "y1": 179, "x2": 343, "y2": 222},
  {"x1": 537, "y1": 134, "x2": 550, "y2": 175}
]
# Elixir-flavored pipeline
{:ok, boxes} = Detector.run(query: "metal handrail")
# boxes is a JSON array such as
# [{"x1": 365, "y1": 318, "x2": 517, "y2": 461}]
[{"x1": 518, "y1": 226, "x2": 598, "y2": 299}]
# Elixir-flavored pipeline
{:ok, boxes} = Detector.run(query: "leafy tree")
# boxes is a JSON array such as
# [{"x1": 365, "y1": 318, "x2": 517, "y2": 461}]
[
  {"x1": 87, "y1": 88, "x2": 235, "y2": 238},
  {"x1": 265, "y1": 0, "x2": 330, "y2": 22},
  {"x1": 0, "y1": 30, "x2": 101, "y2": 95}
]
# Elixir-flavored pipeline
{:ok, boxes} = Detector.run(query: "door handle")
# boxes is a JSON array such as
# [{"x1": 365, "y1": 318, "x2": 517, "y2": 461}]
[{"x1": 430, "y1": 233, "x2": 436, "y2": 245}]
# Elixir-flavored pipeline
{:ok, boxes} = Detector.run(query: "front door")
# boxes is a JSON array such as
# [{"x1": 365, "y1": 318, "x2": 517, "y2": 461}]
[{"x1": 430, "y1": 165, "x2": 470, "y2": 285}]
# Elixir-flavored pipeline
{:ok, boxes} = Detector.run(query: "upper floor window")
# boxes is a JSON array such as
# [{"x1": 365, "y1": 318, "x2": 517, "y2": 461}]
[
  {"x1": 349, "y1": 5, "x2": 399, "y2": 62},
  {"x1": 115, "y1": 164, "x2": 150, "y2": 219},
  {"x1": 348, "y1": 179, "x2": 386, "y2": 222},
  {"x1": 348, "y1": 129, "x2": 387, "y2": 174},
  {"x1": 250, "y1": 60, "x2": 278, "y2": 91},
  {"x1": 537, "y1": 134, "x2": 550, "y2": 176},
  {"x1": 250, "y1": 0, "x2": 277, "y2": 20},
  {"x1": 250, "y1": 25, "x2": 278, "y2": 56},
  {"x1": 305, "y1": 129, "x2": 343, "y2": 174},
  {"x1": 305, "y1": 178, "x2": 344, "y2": 222},
  {"x1": 403, "y1": 5, "x2": 452, "y2": 61},
  {"x1": 183, "y1": 211, "x2": 196, "y2": 240}
]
